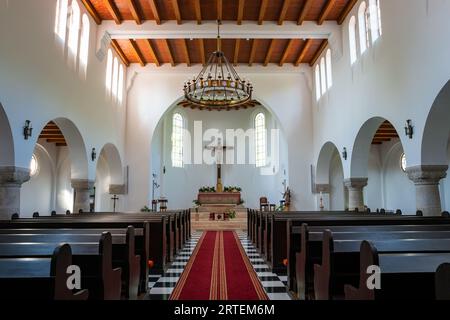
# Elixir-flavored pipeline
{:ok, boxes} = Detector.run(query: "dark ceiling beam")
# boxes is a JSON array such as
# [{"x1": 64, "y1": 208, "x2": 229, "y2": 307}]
[
  {"x1": 297, "y1": 0, "x2": 312, "y2": 25},
  {"x1": 318, "y1": 0, "x2": 336, "y2": 25},
  {"x1": 295, "y1": 39, "x2": 312, "y2": 66},
  {"x1": 80, "y1": 0, "x2": 102, "y2": 25},
  {"x1": 278, "y1": 0, "x2": 291, "y2": 25},
  {"x1": 104, "y1": 0, "x2": 122, "y2": 25},
  {"x1": 129, "y1": 39, "x2": 146, "y2": 66},
  {"x1": 148, "y1": 0, "x2": 161, "y2": 25}
]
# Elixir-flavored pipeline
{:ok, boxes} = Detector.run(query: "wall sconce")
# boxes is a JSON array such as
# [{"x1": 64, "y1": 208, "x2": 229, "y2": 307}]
[
  {"x1": 91, "y1": 148, "x2": 97, "y2": 161},
  {"x1": 342, "y1": 147, "x2": 348, "y2": 160},
  {"x1": 23, "y1": 120, "x2": 33, "y2": 140},
  {"x1": 404, "y1": 120, "x2": 414, "y2": 139}
]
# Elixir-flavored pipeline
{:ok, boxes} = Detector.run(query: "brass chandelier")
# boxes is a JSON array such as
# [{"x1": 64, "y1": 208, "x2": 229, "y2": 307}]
[{"x1": 180, "y1": 21, "x2": 258, "y2": 111}]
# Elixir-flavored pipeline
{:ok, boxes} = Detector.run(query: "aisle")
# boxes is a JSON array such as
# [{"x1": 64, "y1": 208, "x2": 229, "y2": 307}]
[
  {"x1": 170, "y1": 231, "x2": 268, "y2": 300},
  {"x1": 147, "y1": 231, "x2": 291, "y2": 300}
]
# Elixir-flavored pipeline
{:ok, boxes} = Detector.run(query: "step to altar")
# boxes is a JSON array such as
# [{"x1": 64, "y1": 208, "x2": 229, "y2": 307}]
[{"x1": 191, "y1": 209, "x2": 247, "y2": 231}]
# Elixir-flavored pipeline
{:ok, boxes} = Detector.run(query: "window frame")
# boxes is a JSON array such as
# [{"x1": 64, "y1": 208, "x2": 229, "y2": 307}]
[
  {"x1": 255, "y1": 112, "x2": 267, "y2": 168},
  {"x1": 349, "y1": 16, "x2": 357, "y2": 65},
  {"x1": 54, "y1": 0, "x2": 69, "y2": 42},
  {"x1": 79, "y1": 14, "x2": 90, "y2": 72},
  {"x1": 358, "y1": 2, "x2": 368, "y2": 55},
  {"x1": 68, "y1": 0, "x2": 81, "y2": 57},
  {"x1": 171, "y1": 113, "x2": 184, "y2": 168},
  {"x1": 326, "y1": 49, "x2": 333, "y2": 90}
]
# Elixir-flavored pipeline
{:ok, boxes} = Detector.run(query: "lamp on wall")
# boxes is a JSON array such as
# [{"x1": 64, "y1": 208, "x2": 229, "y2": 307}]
[
  {"x1": 342, "y1": 147, "x2": 348, "y2": 161},
  {"x1": 404, "y1": 120, "x2": 414, "y2": 139},
  {"x1": 23, "y1": 120, "x2": 33, "y2": 140},
  {"x1": 91, "y1": 148, "x2": 97, "y2": 161}
]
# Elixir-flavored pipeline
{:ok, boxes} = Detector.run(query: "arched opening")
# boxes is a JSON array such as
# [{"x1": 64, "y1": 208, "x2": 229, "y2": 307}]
[
  {"x1": 95, "y1": 143, "x2": 124, "y2": 212},
  {"x1": 423, "y1": 80, "x2": 450, "y2": 212},
  {"x1": 351, "y1": 118, "x2": 412, "y2": 213},
  {"x1": 20, "y1": 119, "x2": 89, "y2": 216},
  {"x1": 0, "y1": 103, "x2": 14, "y2": 167},
  {"x1": 150, "y1": 98, "x2": 289, "y2": 213},
  {"x1": 316, "y1": 142, "x2": 345, "y2": 210}
]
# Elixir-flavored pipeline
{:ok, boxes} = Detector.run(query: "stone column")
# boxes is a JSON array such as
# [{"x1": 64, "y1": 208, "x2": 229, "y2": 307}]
[
  {"x1": 344, "y1": 178, "x2": 368, "y2": 212},
  {"x1": 71, "y1": 179, "x2": 94, "y2": 213},
  {"x1": 0, "y1": 167, "x2": 30, "y2": 220},
  {"x1": 406, "y1": 165, "x2": 448, "y2": 217}
]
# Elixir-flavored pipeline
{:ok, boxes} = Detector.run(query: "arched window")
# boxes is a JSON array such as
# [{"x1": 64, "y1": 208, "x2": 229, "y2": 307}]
[
  {"x1": 79, "y1": 14, "x2": 90, "y2": 72},
  {"x1": 315, "y1": 65, "x2": 321, "y2": 101},
  {"x1": 171, "y1": 113, "x2": 184, "y2": 168},
  {"x1": 255, "y1": 113, "x2": 267, "y2": 168},
  {"x1": 112, "y1": 57, "x2": 119, "y2": 98},
  {"x1": 326, "y1": 49, "x2": 333, "y2": 89},
  {"x1": 358, "y1": 2, "x2": 368, "y2": 54},
  {"x1": 400, "y1": 153, "x2": 407, "y2": 172},
  {"x1": 349, "y1": 16, "x2": 357, "y2": 64},
  {"x1": 30, "y1": 154, "x2": 39, "y2": 177},
  {"x1": 369, "y1": 0, "x2": 382, "y2": 43},
  {"x1": 54, "y1": 0, "x2": 68, "y2": 42},
  {"x1": 118, "y1": 65, "x2": 124, "y2": 104},
  {"x1": 68, "y1": 0, "x2": 81, "y2": 56},
  {"x1": 320, "y1": 57, "x2": 327, "y2": 96},
  {"x1": 105, "y1": 49, "x2": 113, "y2": 93}
]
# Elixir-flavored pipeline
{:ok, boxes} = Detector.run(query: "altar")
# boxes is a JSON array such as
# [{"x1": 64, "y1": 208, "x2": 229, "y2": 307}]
[{"x1": 197, "y1": 192, "x2": 241, "y2": 205}]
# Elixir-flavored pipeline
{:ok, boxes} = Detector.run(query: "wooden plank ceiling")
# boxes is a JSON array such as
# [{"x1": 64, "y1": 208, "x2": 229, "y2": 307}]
[
  {"x1": 82, "y1": 0, "x2": 358, "y2": 67},
  {"x1": 38, "y1": 122, "x2": 67, "y2": 147},
  {"x1": 372, "y1": 121, "x2": 400, "y2": 145}
]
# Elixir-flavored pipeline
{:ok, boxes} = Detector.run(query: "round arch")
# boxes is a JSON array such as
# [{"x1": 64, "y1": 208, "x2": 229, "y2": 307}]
[
  {"x1": 316, "y1": 141, "x2": 342, "y2": 185},
  {"x1": 421, "y1": 80, "x2": 450, "y2": 165},
  {"x1": 52, "y1": 118, "x2": 89, "y2": 180},
  {"x1": 350, "y1": 117, "x2": 404, "y2": 178},
  {"x1": 0, "y1": 102, "x2": 15, "y2": 167},
  {"x1": 97, "y1": 143, "x2": 123, "y2": 185}
]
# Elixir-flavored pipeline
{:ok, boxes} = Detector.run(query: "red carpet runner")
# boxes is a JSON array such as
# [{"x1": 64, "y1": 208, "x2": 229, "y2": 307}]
[{"x1": 170, "y1": 231, "x2": 268, "y2": 300}]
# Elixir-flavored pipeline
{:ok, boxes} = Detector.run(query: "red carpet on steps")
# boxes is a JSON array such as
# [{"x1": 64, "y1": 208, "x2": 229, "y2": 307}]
[{"x1": 170, "y1": 231, "x2": 268, "y2": 300}]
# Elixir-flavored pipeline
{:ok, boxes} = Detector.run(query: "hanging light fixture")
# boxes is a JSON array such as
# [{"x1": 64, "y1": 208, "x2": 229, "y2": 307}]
[{"x1": 179, "y1": 20, "x2": 259, "y2": 111}]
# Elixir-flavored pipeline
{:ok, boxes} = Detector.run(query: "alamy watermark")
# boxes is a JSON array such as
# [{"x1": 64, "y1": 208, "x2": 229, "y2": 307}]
[{"x1": 176, "y1": 121, "x2": 281, "y2": 176}]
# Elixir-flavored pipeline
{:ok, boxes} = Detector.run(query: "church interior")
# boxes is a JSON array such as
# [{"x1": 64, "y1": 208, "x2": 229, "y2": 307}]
[{"x1": 1, "y1": 0, "x2": 450, "y2": 305}]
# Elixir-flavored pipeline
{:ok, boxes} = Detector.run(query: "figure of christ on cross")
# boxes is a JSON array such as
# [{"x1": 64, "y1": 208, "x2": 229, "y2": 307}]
[{"x1": 205, "y1": 138, "x2": 234, "y2": 192}]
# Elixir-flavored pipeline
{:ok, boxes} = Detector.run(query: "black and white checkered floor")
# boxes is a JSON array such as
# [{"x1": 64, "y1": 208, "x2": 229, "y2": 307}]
[{"x1": 146, "y1": 231, "x2": 292, "y2": 300}]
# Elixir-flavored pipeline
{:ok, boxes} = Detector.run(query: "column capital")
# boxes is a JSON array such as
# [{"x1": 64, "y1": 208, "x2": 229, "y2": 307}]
[
  {"x1": 406, "y1": 165, "x2": 448, "y2": 185},
  {"x1": 344, "y1": 178, "x2": 368, "y2": 189},
  {"x1": 0, "y1": 166, "x2": 30, "y2": 186},
  {"x1": 109, "y1": 184, "x2": 126, "y2": 195},
  {"x1": 71, "y1": 179, "x2": 95, "y2": 190}
]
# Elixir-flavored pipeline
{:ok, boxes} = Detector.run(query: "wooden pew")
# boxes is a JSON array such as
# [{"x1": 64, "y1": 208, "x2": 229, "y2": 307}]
[
  {"x1": 286, "y1": 215, "x2": 450, "y2": 295},
  {"x1": 0, "y1": 219, "x2": 153, "y2": 295},
  {"x1": 436, "y1": 263, "x2": 450, "y2": 300},
  {"x1": 344, "y1": 240, "x2": 450, "y2": 300},
  {"x1": 0, "y1": 232, "x2": 123, "y2": 299},
  {"x1": 291, "y1": 223, "x2": 450, "y2": 299},
  {"x1": 0, "y1": 243, "x2": 89, "y2": 300},
  {"x1": 313, "y1": 229, "x2": 450, "y2": 300}
]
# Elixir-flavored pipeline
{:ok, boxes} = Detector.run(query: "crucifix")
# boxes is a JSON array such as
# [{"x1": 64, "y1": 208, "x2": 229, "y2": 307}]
[
  {"x1": 111, "y1": 195, "x2": 119, "y2": 213},
  {"x1": 205, "y1": 138, "x2": 233, "y2": 192}
]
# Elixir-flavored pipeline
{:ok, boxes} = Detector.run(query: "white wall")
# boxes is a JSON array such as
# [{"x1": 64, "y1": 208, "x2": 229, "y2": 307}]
[
  {"x1": 151, "y1": 105, "x2": 289, "y2": 209},
  {"x1": 329, "y1": 152, "x2": 345, "y2": 210},
  {"x1": 20, "y1": 144, "x2": 55, "y2": 216},
  {"x1": 125, "y1": 66, "x2": 314, "y2": 211},
  {"x1": 0, "y1": 0, "x2": 125, "y2": 179},
  {"x1": 314, "y1": 0, "x2": 450, "y2": 175}
]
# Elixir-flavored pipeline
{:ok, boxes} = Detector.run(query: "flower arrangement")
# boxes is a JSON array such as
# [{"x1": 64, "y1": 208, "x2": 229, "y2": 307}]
[
  {"x1": 223, "y1": 186, "x2": 242, "y2": 193},
  {"x1": 199, "y1": 186, "x2": 216, "y2": 193},
  {"x1": 225, "y1": 208, "x2": 237, "y2": 219}
]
